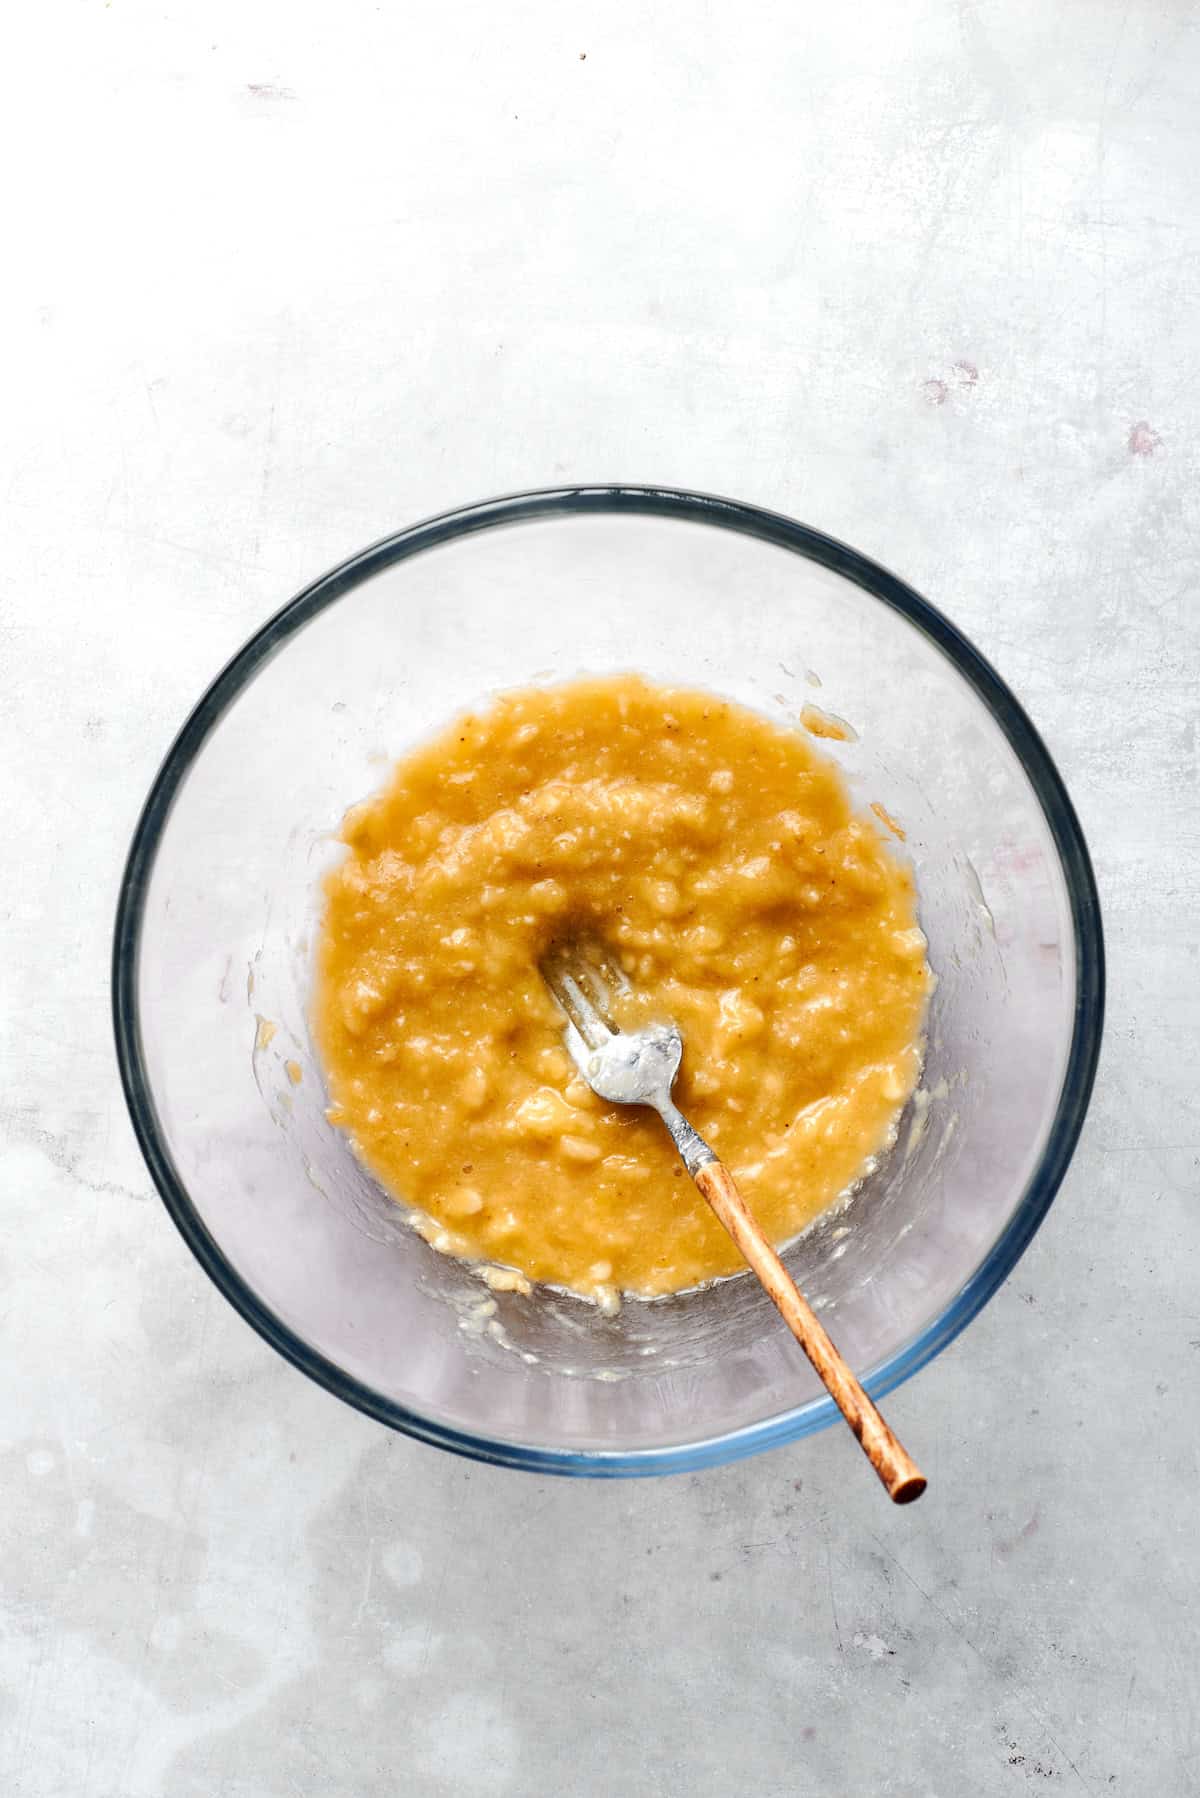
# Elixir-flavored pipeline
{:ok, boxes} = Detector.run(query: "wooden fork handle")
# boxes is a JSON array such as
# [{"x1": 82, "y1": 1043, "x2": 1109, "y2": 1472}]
[{"x1": 692, "y1": 1160, "x2": 926, "y2": 1504}]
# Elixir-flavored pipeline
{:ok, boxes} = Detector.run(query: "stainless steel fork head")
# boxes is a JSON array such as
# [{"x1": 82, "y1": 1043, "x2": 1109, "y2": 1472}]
[{"x1": 539, "y1": 933, "x2": 713, "y2": 1174}]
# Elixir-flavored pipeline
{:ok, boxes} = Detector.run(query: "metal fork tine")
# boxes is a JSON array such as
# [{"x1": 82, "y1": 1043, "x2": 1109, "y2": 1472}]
[
  {"x1": 570, "y1": 956, "x2": 619, "y2": 1031},
  {"x1": 589, "y1": 936, "x2": 630, "y2": 1000},
  {"x1": 539, "y1": 944, "x2": 613, "y2": 1052},
  {"x1": 560, "y1": 972, "x2": 610, "y2": 1051}
]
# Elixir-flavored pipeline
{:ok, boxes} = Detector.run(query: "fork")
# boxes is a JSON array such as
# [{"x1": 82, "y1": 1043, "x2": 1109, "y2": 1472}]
[{"x1": 540, "y1": 935, "x2": 926, "y2": 1504}]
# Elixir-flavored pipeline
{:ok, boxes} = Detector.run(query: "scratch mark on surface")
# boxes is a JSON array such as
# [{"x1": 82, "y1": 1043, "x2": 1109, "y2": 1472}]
[
  {"x1": 2, "y1": 1113, "x2": 148, "y2": 1204},
  {"x1": 868, "y1": 1533, "x2": 1097, "y2": 1792},
  {"x1": 105, "y1": 521, "x2": 273, "y2": 578},
  {"x1": 252, "y1": 401, "x2": 279, "y2": 558},
  {"x1": 354, "y1": 1539, "x2": 375, "y2": 1629},
  {"x1": 826, "y1": 1546, "x2": 843, "y2": 1653}
]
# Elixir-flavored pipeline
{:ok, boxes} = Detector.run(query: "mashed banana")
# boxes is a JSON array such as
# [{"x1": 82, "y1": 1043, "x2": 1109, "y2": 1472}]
[{"x1": 315, "y1": 677, "x2": 930, "y2": 1300}]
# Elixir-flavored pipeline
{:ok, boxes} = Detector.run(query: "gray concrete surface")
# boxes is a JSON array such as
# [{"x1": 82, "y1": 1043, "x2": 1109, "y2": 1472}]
[{"x1": 4, "y1": 0, "x2": 1199, "y2": 1792}]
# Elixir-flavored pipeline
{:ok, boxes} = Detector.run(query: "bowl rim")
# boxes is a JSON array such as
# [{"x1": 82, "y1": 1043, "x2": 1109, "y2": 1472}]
[{"x1": 112, "y1": 484, "x2": 1105, "y2": 1477}]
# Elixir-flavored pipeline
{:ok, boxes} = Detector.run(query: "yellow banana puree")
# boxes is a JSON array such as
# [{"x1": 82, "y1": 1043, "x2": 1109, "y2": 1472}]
[{"x1": 315, "y1": 677, "x2": 931, "y2": 1302}]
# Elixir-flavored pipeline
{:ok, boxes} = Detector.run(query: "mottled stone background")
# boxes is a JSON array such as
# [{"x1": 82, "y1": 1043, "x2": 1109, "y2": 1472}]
[{"x1": 4, "y1": 0, "x2": 1198, "y2": 1792}]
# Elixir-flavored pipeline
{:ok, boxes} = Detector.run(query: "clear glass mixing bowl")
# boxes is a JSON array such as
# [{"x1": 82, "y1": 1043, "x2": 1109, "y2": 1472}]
[{"x1": 113, "y1": 488, "x2": 1103, "y2": 1475}]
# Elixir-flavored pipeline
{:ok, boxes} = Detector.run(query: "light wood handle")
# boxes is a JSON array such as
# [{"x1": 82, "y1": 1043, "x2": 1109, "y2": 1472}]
[{"x1": 693, "y1": 1160, "x2": 926, "y2": 1504}]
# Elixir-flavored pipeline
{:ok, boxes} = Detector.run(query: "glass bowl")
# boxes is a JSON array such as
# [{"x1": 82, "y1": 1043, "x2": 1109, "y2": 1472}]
[{"x1": 113, "y1": 487, "x2": 1104, "y2": 1476}]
